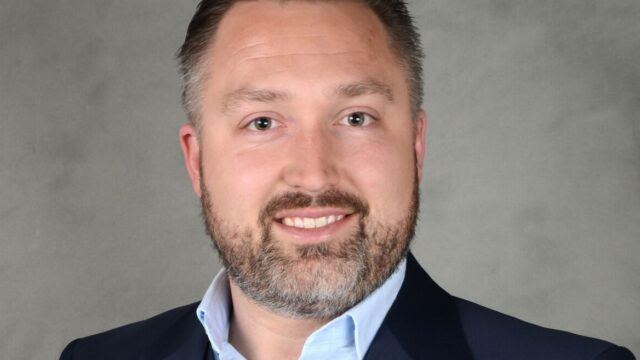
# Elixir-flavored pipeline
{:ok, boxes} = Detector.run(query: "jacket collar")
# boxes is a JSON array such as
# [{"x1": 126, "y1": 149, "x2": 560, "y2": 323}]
[
  {"x1": 152, "y1": 253, "x2": 472, "y2": 360},
  {"x1": 142, "y1": 303, "x2": 213, "y2": 360},
  {"x1": 364, "y1": 252, "x2": 474, "y2": 360}
]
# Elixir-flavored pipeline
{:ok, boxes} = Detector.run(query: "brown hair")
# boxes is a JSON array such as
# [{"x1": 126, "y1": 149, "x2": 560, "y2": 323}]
[{"x1": 177, "y1": 0, "x2": 424, "y2": 129}]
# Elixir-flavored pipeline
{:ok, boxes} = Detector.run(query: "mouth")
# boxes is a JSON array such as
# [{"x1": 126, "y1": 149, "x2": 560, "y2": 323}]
[
  {"x1": 278, "y1": 214, "x2": 347, "y2": 229},
  {"x1": 271, "y1": 208, "x2": 357, "y2": 242}
]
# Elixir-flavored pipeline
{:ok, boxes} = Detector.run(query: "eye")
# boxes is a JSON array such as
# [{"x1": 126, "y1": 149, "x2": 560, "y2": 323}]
[
  {"x1": 248, "y1": 117, "x2": 279, "y2": 131},
  {"x1": 342, "y1": 112, "x2": 374, "y2": 127}
]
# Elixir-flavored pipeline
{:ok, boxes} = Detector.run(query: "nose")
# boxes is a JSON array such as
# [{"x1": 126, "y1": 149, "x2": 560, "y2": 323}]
[{"x1": 281, "y1": 128, "x2": 340, "y2": 193}]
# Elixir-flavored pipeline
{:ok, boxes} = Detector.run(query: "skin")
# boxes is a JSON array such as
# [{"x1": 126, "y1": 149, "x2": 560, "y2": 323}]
[{"x1": 179, "y1": 1, "x2": 426, "y2": 359}]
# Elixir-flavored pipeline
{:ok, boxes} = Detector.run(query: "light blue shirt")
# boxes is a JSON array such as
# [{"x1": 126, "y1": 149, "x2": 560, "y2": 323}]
[{"x1": 196, "y1": 259, "x2": 407, "y2": 360}]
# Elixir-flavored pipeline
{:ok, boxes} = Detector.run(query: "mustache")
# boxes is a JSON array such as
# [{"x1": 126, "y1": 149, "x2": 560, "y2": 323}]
[{"x1": 259, "y1": 189, "x2": 369, "y2": 225}]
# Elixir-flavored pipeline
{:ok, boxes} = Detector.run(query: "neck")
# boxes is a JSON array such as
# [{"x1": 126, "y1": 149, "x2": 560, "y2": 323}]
[{"x1": 227, "y1": 280, "x2": 329, "y2": 360}]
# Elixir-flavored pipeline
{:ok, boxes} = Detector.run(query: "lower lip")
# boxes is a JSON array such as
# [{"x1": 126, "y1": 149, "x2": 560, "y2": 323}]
[{"x1": 272, "y1": 215, "x2": 356, "y2": 244}]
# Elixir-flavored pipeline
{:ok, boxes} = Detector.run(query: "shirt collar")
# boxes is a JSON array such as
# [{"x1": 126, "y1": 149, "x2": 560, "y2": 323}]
[
  {"x1": 344, "y1": 259, "x2": 406, "y2": 358},
  {"x1": 196, "y1": 268, "x2": 231, "y2": 355},
  {"x1": 196, "y1": 259, "x2": 406, "y2": 359}
]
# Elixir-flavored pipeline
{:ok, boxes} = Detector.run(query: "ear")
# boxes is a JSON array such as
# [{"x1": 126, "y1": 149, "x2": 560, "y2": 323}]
[
  {"x1": 179, "y1": 123, "x2": 202, "y2": 198},
  {"x1": 414, "y1": 110, "x2": 427, "y2": 183}
]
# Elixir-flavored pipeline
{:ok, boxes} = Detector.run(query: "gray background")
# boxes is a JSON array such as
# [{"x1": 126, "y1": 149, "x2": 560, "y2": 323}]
[{"x1": 1, "y1": 0, "x2": 638, "y2": 358}]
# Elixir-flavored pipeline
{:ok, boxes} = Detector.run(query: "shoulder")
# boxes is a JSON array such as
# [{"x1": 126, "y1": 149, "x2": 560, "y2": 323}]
[
  {"x1": 454, "y1": 298, "x2": 635, "y2": 360},
  {"x1": 60, "y1": 302, "x2": 202, "y2": 360}
]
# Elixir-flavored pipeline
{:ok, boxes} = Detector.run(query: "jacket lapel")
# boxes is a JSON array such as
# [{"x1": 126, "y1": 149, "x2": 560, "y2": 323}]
[
  {"x1": 364, "y1": 253, "x2": 474, "y2": 360},
  {"x1": 141, "y1": 303, "x2": 213, "y2": 360},
  {"x1": 143, "y1": 253, "x2": 472, "y2": 360},
  {"x1": 159, "y1": 329, "x2": 213, "y2": 360}
]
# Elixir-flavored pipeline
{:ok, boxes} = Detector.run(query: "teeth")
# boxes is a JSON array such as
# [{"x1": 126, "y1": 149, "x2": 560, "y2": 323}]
[
  {"x1": 281, "y1": 215, "x2": 347, "y2": 229},
  {"x1": 303, "y1": 218, "x2": 315, "y2": 228},
  {"x1": 315, "y1": 217, "x2": 327, "y2": 228}
]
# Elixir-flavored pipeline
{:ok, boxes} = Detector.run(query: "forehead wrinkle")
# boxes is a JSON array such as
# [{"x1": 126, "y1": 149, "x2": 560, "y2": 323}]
[
  {"x1": 222, "y1": 87, "x2": 291, "y2": 114},
  {"x1": 239, "y1": 50, "x2": 368, "y2": 65},
  {"x1": 227, "y1": 35, "x2": 331, "y2": 58}
]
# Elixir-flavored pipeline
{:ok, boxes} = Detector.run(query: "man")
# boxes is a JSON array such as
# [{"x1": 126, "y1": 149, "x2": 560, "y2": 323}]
[{"x1": 60, "y1": 1, "x2": 635, "y2": 359}]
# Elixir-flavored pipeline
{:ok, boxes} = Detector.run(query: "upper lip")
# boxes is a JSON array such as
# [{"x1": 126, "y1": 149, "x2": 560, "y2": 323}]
[{"x1": 273, "y1": 207, "x2": 354, "y2": 220}]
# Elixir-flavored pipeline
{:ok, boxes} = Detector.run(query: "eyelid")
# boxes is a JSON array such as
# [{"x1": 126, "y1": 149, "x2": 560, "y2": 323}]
[
  {"x1": 240, "y1": 113, "x2": 283, "y2": 131},
  {"x1": 337, "y1": 109, "x2": 379, "y2": 126}
]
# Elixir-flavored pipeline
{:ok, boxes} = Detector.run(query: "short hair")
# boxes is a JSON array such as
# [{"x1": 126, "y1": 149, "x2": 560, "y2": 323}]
[{"x1": 177, "y1": 0, "x2": 424, "y2": 130}]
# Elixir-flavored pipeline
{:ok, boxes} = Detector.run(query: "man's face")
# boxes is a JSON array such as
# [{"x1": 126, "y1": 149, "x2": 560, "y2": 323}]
[{"x1": 180, "y1": 0, "x2": 426, "y2": 318}]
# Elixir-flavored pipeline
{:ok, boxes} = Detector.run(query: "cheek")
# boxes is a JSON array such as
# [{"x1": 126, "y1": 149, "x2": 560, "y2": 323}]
[
  {"x1": 202, "y1": 145, "x2": 281, "y2": 224},
  {"x1": 341, "y1": 140, "x2": 416, "y2": 220}
]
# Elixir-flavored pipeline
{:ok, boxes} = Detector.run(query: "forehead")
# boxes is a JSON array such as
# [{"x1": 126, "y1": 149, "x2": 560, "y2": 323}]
[
  {"x1": 202, "y1": 0, "x2": 404, "y2": 97},
  {"x1": 215, "y1": 1, "x2": 390, "y2": 54}
]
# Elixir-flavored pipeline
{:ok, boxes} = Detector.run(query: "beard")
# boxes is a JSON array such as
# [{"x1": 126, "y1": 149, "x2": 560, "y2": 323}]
[{"x1": 200, "y1": 172, "x2": 419, "y2": 319}]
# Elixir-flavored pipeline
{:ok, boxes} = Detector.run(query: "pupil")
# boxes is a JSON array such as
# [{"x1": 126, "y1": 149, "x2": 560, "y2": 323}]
[
  {"x1": 255, "y1": 117, "x2": 270, "y2": 130},
  {"x1": 348, "y1": 113, "x2": 364, "y2": 126}
]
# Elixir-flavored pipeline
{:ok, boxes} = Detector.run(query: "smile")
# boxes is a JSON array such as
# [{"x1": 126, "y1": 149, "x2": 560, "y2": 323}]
[{"x1": 281, "y1": 215, "x2": 346, "y2": 229}]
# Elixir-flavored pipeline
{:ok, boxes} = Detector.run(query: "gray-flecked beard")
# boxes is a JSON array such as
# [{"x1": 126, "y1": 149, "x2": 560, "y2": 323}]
[{"x1": 200, "y1": 175, "x2": 419, "y2": 319}]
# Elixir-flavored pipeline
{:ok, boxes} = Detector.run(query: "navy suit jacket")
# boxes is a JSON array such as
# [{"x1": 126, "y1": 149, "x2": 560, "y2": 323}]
[{"x1": 60, "y1": 254, "x2": 635, "y2": 359}]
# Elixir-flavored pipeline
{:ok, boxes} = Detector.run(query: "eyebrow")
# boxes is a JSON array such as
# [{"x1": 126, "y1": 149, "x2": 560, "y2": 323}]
[
  {"x1": 333, "y1": 80, "x2": 395, "y2": 103},
  {"x1": 220, "y1": 79, "x2": 394, "y2": 114},
  {"x1": 222, "y1": 88, "x2": 290, "y2": 114}
]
